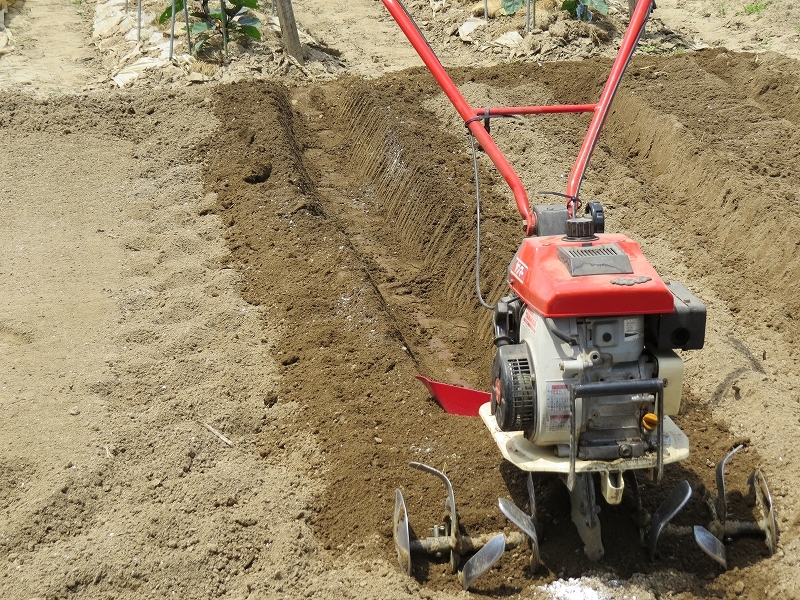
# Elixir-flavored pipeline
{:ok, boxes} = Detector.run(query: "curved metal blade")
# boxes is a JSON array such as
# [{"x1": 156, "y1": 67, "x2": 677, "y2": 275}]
[
  {"x1": 646, "y1": 479, "x2": 692, "y2": 560},
  {"x1": 459, "y1": 534, "x2": 505, "y2": 591},
  {"x1": 409, "y1": 462, "x2": 460, "y2": 573},
  {"x1": 499, "y1": 497, "x2": 540, "y2": 567},
  {"x1": 694, "y1": 525, "x2": 727, "y2": 569},
  {"x1": 750, "y1": 467, "x2": 779, "y2": 556},
  {"x1": 715, "y1": 444, "x2": 743, "y2": 522},
  {"x1": 393, "y1": 489, "x2": 411, "y2": 575}
]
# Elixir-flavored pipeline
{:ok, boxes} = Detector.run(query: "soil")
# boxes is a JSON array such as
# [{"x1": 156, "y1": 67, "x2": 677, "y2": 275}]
[{"x1": 1, "y1": 0, "x2": 799, "y2": 599}]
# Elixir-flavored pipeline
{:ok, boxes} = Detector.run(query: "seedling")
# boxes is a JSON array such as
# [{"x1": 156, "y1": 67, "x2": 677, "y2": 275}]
[
  {"x1": 743, "y1": 1, "x2": 768, "y2": 16},
  {"x1": 159, "y1": 0, "x2": 261, "y2": 55},
  {"x1": 562, "y1": 0, "x2": 609, "y2": 21}
]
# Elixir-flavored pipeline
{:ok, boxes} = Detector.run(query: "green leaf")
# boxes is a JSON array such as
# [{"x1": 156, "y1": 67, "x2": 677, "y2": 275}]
[
  {"x1": 561, "y1": 0, "x2": 578, "y2": 15},
  {"x1": 237, "y1": 24, "x2": 261, "y2": 39},
  {"x1": 501, "y1": 0, "x2": 525, "y2": 13},
  {"x1": 585, "y1": 0, "x2": 609, "y2": 15},
  {"x1": 234, "y1": 14, "x2": 260, "y2": 27},
  {"x1": 235, "y1": 0, "x2": 259, "y2": 9},
  {"x1": 158, "y1": 0, "x2": 185, "y2": 25},
  {"x1": 191, "y1": 21, "x2": 216, "y2": 34}
]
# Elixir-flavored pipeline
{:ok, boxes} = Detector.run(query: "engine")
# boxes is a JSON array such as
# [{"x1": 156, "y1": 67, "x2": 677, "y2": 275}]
[{"x1": 490, "y1": 213, "x2": 706, "y2": 461}]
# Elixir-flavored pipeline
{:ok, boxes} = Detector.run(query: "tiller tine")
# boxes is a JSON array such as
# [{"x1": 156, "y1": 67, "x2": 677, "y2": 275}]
[
  {"x1": 694, "y1": 525, "x2": 727, "y2": 569},
  {"x1": 393, "y1": 489, "x2": 412, "y2": 575},
  {"x1": 498, "y1": 497, "x2": 540, "y2": 568},
  {"x1": 393, "y1": 462, "x2": 531, "y2": 590},
  {"x1": 715, "y1": 444, "x2": 743, "y2": 522},
  {"x1": 459, "y1": 534, "x2": 505, "y2": 591},
  {"x1": 646, "y1": 479, "x2": 693, "y2": 561},
  {"x1": 646, "y1": 447, "x2": 779, "y2": 568},
  {"x1": 706, "y1": 447, "x2": 779, "y2": 561},
  {"x1": 750, "y1": 467, "x2": 779, "y2": 556}
]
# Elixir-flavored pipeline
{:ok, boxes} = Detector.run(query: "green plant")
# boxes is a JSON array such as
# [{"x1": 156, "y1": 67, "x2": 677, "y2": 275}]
[
  {"x1": 561, "y1": 0, "x2": 609, "y2": 20},
  {"x1": 743, "y1": 1, "x2": 768, "y2": 16},
  {"x1": 159, "y1": 0, "x2": 261, "y2": 55},
  {"x1": 502, "y1": 0, "x2": 525, "y2": 12},
  {"x1": 714, "y1": 0, "x2": 727, "y2": 17}
]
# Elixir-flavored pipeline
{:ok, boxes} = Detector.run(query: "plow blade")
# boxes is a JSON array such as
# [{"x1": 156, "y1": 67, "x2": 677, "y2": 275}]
[{"x1": 415, "y1": 375, "x2": 489, "y2": 417}]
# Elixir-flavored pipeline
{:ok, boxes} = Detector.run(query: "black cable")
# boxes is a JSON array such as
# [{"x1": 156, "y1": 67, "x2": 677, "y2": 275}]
[{"x1": 469, "y1": 130, "x2": 495, "y2": 311}]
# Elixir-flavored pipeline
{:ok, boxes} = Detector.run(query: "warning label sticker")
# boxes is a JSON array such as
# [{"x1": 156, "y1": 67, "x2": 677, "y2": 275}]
[
  {"x1": 624, "y1": 318, "x2": 643, "y2": 341},
  {"x1": 522, "y1": 309, "x2": 536, "y2": 334},
  {"x1": 545, "y1": 381, "x2": 571, "y2": 432}
]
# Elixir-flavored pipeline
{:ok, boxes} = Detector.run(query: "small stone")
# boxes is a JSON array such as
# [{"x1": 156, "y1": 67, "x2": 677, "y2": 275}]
[
  {"x1": 734, "y1": 581, "x2": 745, "y2": 595},
  {"x1": 69, "y1": 406, "x2": 80, "y2": 415},
  {"x1": 374, "y1": 437, "x2": 382, "y2": 444}
]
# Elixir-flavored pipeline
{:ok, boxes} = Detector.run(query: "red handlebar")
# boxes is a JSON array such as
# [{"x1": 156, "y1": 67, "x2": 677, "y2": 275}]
[
  {"x1": 380, "y1": 0, "x2": 654, "y2": 231},
  {"x1": 381, "y1": 0, "x2": 537, "y2": 234}
]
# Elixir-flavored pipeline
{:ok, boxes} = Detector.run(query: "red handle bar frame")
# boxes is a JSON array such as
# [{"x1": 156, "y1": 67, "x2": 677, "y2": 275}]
[{"x1": 380, "y1": 0, "x2": 654, "y2": 234}]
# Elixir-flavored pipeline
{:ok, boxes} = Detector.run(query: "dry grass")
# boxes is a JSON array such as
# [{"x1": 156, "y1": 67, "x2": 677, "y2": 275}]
[{"x1": 191, "y1": 60, "x2": 220, "y2": 77}]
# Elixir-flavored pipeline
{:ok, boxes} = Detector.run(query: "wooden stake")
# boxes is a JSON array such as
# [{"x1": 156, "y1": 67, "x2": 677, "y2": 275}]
[{"x1": 275, "y1": 0, "x2": 304, "y2": 65}]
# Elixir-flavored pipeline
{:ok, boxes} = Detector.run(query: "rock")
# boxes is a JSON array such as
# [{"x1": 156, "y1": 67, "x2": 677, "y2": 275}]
[
  {"x1": 493, "y1": 30, "x2": 524, "y2": 48},
  {"x1": 458, "y1": 18, "x2": 485, "y2": 42},
  {"x1": 470, "y1": 0, "x2": 505, "y2": 18},
  {"x1": 734, "y1": 581, "x2": 745, "y2": 595}
]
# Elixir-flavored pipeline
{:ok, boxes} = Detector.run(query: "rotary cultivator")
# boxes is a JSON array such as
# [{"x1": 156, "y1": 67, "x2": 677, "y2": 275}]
[{"x1": 380, "y1": 0, "x2": 778, "y2": 590}]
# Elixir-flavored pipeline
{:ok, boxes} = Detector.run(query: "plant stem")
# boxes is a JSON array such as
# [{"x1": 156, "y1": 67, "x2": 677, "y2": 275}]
[
  {"x1": 220, "y1": 0, "x2": 228, "y2": 56},
  {"x1": 169, "y1": 0, "x2": 176, "y2": 60},
  {"x1": 183, "y1": 0, "x2": 192, "y2": 51}
]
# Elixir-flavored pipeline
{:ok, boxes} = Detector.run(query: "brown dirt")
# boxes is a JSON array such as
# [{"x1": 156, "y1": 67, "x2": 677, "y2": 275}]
[{"x1": 1, "y1": 0, "x2": 799, "y2": 599}]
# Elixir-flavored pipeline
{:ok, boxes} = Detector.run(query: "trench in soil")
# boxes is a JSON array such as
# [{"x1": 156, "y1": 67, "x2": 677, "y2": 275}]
[{"x1": 203, "y1": 49, "x2": 799, "y2": 596}]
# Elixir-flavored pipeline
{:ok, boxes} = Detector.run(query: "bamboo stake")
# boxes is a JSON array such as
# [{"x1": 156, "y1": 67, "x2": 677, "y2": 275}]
[{"x1": 169, "y1": 0, "x2": 176, "y2": 59}]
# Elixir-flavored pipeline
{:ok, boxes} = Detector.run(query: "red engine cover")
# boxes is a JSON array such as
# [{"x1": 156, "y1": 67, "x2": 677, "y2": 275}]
[{"x1": 508, "y1": 233, "x2": 674, "y2": 318}]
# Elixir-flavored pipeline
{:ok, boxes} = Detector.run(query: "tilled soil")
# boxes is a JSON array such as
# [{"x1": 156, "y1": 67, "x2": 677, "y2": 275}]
[{"x1": 200, "y1": 49, "x2": 799, "y2": 598}]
